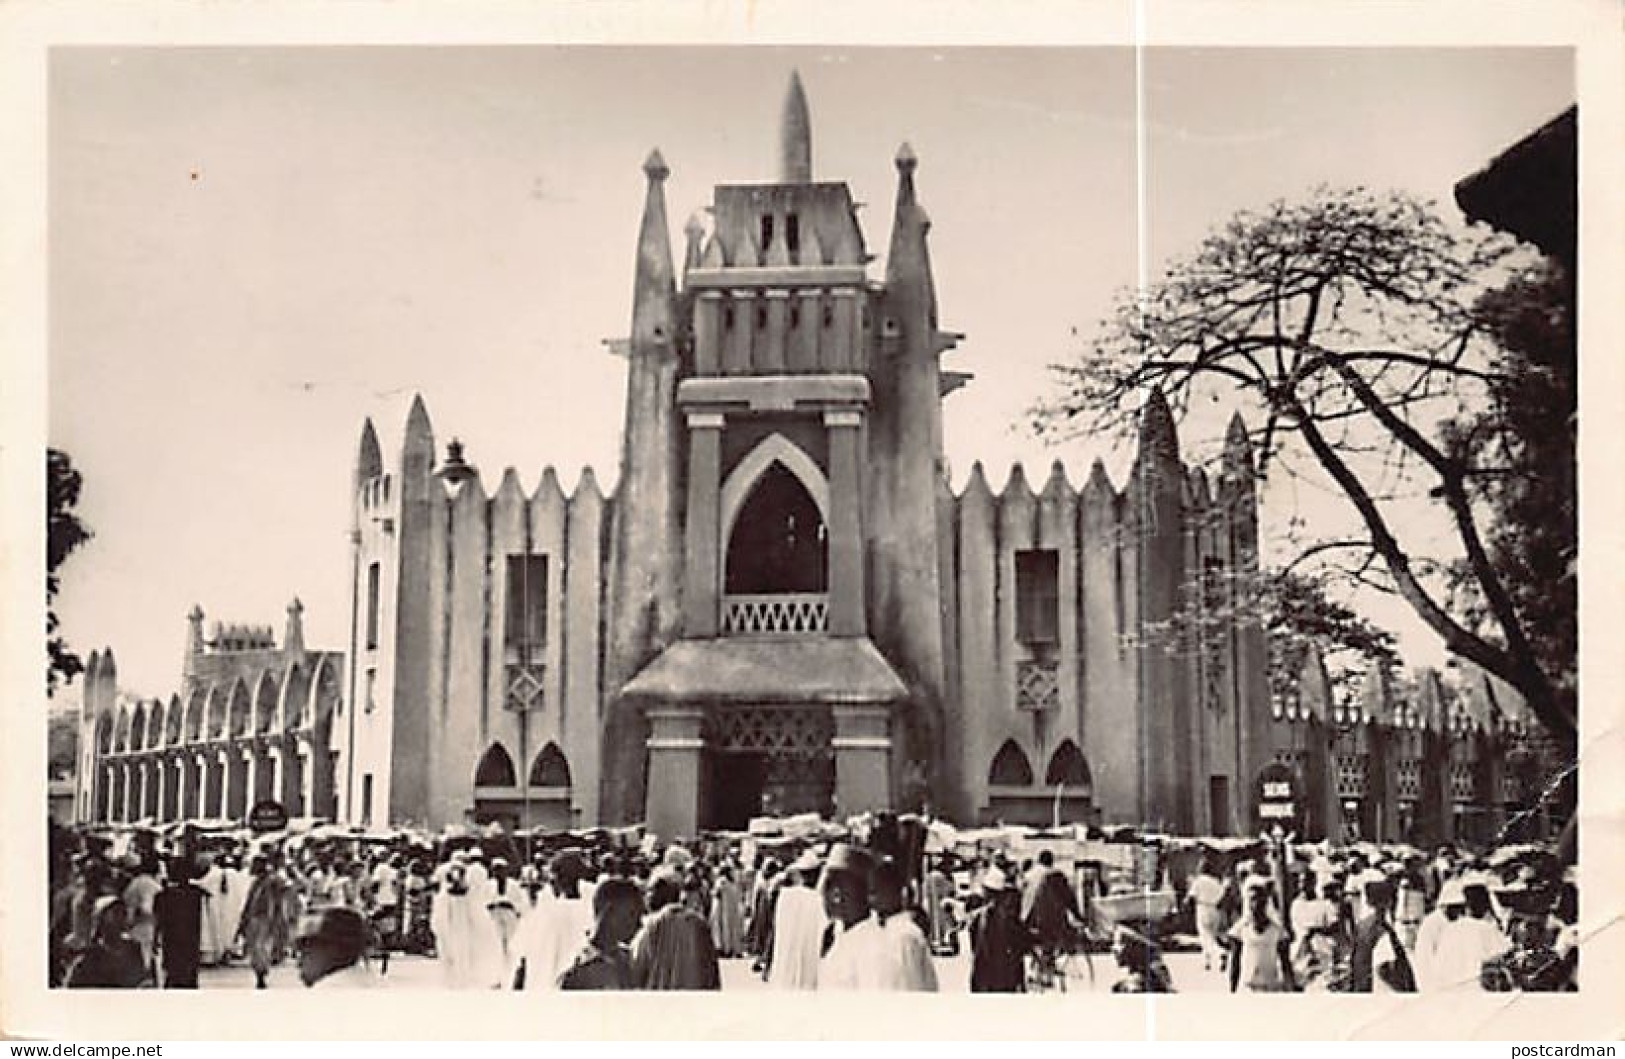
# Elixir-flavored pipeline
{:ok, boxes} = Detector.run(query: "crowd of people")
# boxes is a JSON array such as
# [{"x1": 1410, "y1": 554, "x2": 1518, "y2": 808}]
[
  {"x1": 47, "y1": 819, "x2": 1578, "y2": 995},
  {"x1": 1183, "y1": 842, "x2": 1579, "y2": 993}
]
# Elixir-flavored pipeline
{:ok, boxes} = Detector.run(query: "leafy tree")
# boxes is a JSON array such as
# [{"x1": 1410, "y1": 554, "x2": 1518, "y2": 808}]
[
  {"x1": 1261, "y1": 567, "x2": 1400, "y2": 709},
  {"x1": 1444, "y1": 261, "x2": 1575, "y2": 734},
  {"x1": 1037, "y1": 187, "x2": 1572, "y2": 748},
  {"x1": 48, "y1": 448, "x2": 93, "y2": 694}
]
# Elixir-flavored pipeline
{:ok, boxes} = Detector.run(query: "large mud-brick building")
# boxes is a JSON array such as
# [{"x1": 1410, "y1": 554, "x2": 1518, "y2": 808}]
[
  {"x1": 75, "y1": 602, "x2": 344, "y2": 826},
  {"x1": 341, "y1": 75, "x2": 1284, "y2": 839},
  {"x1": 67, "y1": 75, "x2": 1545, "y2": 848}
]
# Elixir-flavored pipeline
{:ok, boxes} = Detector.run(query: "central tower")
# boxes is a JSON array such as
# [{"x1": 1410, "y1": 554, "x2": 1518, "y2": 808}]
[{"x1": 613, "y1": 72, "x2": 957, "y2": 836}]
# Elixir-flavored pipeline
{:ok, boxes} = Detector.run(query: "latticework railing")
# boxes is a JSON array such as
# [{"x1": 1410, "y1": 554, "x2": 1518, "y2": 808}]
[{"x1": 721, "y1": 593, "x2": 829, "y2": 635}]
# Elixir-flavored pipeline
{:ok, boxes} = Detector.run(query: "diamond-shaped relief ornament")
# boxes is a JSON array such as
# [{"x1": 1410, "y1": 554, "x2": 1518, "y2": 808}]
[
  {"x1": 505, "y1": 663, "x2": 545, "y2": 712},
  {"x1": 1016, "y1": 660, "x2": 1059, "y2": 712}
]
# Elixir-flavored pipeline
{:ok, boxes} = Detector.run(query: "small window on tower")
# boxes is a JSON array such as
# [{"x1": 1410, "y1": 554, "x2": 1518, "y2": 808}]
[
  {"x1": 1015, "y1": 549, "x2": 1060, "y2": 646},
  {"x1": 724, "y1": 304, "x2": 736, "y2": 331},
  {"x1": 505, "y1": 554, "x2": 549, "y2": 656},
  {"x1": 789, "y1": 303, "x2": 801, "y2": 330},
  {"x1": 756, "y1": 304, "x2": 768, "y2": 330},
  {"x1": 365, "y1": 562, "x2": 381, "y2": 650},
  {"x1": 761, "y1": 214, "x2": 775, "y2": 252},
  {"x1": 822, "y1": 302, "x2": 835, "y2": 329},
  {"x1": 786, "y1": 214, "x2": 801, "y2": 255}
]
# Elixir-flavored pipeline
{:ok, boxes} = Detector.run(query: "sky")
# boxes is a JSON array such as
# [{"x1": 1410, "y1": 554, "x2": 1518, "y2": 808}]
[{"x1": 48, "y1": 45, "x2": 1575, "y2": 698}]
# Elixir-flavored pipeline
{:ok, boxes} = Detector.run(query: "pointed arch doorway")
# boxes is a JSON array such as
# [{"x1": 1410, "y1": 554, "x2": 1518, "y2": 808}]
[{"x1": 471, "y1": 742, "x2": 577, "y2": 830}]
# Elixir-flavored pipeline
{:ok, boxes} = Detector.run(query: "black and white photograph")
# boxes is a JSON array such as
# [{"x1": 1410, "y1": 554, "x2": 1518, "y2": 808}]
[{"x1": 6, "y1": 0, "x2": 1623, "y2": 1042}]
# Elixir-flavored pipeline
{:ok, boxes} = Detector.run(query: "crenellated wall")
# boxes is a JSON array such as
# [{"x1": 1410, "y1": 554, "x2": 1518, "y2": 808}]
[
  {"x1": 348, "y1": 402, "x2": 612, "y2": 831},
  {"x1": 935, "y1": 399, "x2": 1271, "y2": 836}
]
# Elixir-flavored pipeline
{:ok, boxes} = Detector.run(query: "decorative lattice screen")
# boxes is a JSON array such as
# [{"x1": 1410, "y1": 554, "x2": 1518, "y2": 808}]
[
  {"x1": 709, "y1": 704, "x2": 833, "y2": 756},
  {"x1": 1016, "y1": 660, "x2": 1060, "y2": 712}
]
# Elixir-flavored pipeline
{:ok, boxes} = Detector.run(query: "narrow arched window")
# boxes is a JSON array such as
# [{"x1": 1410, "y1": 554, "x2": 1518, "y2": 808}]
[
  {"x1": 725, "y1": 462, "x2": 828, "y2": 595},
  {"x1": 474, "y1": 744, "x2": 517, "y2": 788},
  {"x1": 989, "y1": 740, "x2": 1035, "y2": 787},
  {"x1": 1045, "y1": 740, "x2": 1091, "y2": 787},
  {"x1": 530, "y1": 743, "x2": 572, "y2": 788}
]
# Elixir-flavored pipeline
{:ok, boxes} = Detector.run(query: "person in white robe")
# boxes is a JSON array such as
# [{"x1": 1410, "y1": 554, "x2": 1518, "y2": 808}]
[
  {"x1": 769, "y1": 850, "x2": 826, "y2": 990},
  {"x1": 1413, "y1": 876, "x2": 1465, "y2": 992},
  {"x1": 1431, "y1": 877, "x2": 1510, "y2": 992},
  {"x1": 431, "y1": 854, "x2": 503, "y2": 988},
  {"x1": 485, "y1": 859, "x2": 526, "y2": 985},
  {"x1": 514, "y1": 850, "x2": 593, "y2": 990},
  {"x1": 216, "y1": 856, "x2": 251, "y2": 958},
  {"x1": 816, "y1": 843, "x2": 888, "y2": 992},
  {"x1": 194, "y1": 855, "x2": 228, "y2": 966},
  {"x1": 867, "y1": 857, "x2": 939, "y2": 991}
]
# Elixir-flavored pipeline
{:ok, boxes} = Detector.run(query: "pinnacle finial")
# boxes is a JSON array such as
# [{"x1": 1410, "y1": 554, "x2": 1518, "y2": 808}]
[
  {"x1": 1138, "y1": 386, "x2": 1179, "y2": 461},
  {"x1": 643, "y1": 148, "x2": 669, "y2": 181},
  {"x1": 780, "y1": 70, "x2": 812, "y2": 183},
  {"x1": 633, "y1": 144, "x2": 676, "y2": 348},
  {"x1": 895, "y1": 141, "x2": 918, "y2": 173}
]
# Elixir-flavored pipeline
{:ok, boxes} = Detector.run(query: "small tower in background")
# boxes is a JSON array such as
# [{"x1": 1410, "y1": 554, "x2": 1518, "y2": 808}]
[
  {"x1": 181, "y1": 604, "x2": 205, "y2": 690},
  {"x1": 284, "y1": 597, "x2": 306, "y2": 656}
]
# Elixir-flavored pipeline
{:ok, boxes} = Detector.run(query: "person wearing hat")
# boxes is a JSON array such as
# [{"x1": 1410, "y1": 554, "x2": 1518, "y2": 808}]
[
  {"x1": 1431, "y1": 874, "x2": 1510, "y2": 992},
  {"x1": 967, "y1": 866, "x2": 1032, "y2": 993},
  {"x1": 236, "y1": 855, "x2": 290, "y2": 989},
  {"x1": 1414, "y1": 875, "x2": 1466, "y2": 992},
  {"x1": 630, "y1": 867, "x2": 721, "y2": 990},
  {"x1": 64, "y1": 897, "x2": 148, "y2": 989},
  {"x1": 768, "y1": 848, "x2": 825, "y2": 990},
  {"x1": 815, "y1": 843, "x2": 881, "y2": 991},
  {"x1": 1226, "y1": 876, "x2": 1296, "y2": 992},
  {"x1": 431, "y1": 855, "x2": 504, "y2": 989},
  {"x1": 153, "y1": 857, "x2": 208, "y2": 989},
  {"x1": 293, "y1": 906, "x2": 376, "y2": 988},
  {"x1": 1348, "y1": 878, "x2": 1415, "y2": 993},
  {"x1": 486, "y1": 857, "x2": 525, "y2": 984},
  {"x1": 868, "y1": 856, "x2": 939, "y2": 991}
]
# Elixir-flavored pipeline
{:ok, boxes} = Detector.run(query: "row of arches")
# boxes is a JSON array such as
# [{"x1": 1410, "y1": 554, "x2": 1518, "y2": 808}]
[
  {"x1": 472, "y1": 742, "x2": 574, "y2": 790},
  {"x1": 94, "y1": 657, "x2": 342, "y2": 757},
  {"x1": 92, "y1": 732, "x2": 335, "y2": 825},
  {"x1": 988, "y1": 738, "x2": 1091, "y2": 789}
]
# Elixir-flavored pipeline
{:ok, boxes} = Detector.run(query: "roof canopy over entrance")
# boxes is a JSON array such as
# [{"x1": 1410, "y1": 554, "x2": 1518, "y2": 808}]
[{"x1": 620, "y1": 636, "x2": 907, "y2": 705}]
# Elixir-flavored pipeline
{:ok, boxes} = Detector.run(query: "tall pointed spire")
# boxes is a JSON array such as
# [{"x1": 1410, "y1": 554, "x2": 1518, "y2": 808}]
[
  {"x1": 780, "y1": 70, "x2": 812, "y2": 183},
  {"x1": 633, "y1": 149, "x2": 676, "y2": 349},
  {"x1": 355, "y1": 418, "x2": 382, "y2": 483},
  {"x1": 886, "y1": 142, "x2": 936, "y2": 321}
]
